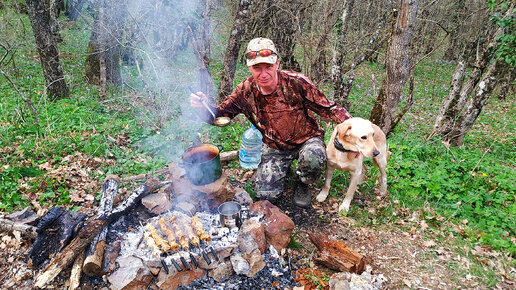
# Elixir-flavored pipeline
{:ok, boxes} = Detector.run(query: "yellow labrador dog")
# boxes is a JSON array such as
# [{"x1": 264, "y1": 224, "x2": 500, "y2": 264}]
[{"x1": 316, "y1": 117, "x2": 390, "y2": 212}]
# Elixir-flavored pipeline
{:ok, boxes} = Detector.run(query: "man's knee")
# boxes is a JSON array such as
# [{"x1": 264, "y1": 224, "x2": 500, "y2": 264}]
[{"x1": 297, "y1": 138, "x2": 326, "y2": 183}]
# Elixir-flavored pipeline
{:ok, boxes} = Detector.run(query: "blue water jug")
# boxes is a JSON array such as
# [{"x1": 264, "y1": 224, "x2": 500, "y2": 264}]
[{"x1": 239, "y1": 125, "x2": 263, "y2": 169}]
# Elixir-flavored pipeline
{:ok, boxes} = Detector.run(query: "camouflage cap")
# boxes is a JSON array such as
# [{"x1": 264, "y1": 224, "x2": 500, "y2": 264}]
[{"x1": 245, "y1": 37, "x2": 278, "y2": 66}]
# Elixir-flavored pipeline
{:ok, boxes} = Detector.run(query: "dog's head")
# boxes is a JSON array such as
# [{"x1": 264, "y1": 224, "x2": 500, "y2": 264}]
[{"x1": 335, "y1": 117, "x2": 379, "y2": 158}]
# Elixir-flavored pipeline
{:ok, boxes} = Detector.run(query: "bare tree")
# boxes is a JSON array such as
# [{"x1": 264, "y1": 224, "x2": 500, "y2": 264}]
[
  {"x1": 369, "y1": 0, "x2": 419, "y2": 134},
  {"x1": 188, "y1": 0, "x2": 216, "y2": 99},
  {"x1": 84, "y1": 0, "x2": 123, "y2": 87},
  {"x1": 217, "y1": 0, "x2": 251, "y2": 101},
  {"x1": 245, "y1": 0, "x2": 306, "y2": 72},
  {"x1": 26, "y1": 0, "x2": 69, "y2": 100},
  {"x1": 430, "y1": 3, "x2": 514, "y2": 146}
]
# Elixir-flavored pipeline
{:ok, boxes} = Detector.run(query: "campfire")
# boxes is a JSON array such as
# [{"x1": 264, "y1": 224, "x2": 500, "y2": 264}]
[{"x1": 28, "y1": 161, "x2": 306, "y2": 289}]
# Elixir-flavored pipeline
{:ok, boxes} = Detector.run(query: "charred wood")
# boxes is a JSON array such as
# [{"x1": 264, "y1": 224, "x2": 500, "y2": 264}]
[
  {"x1": 34, "y1": 178, "x2": 161, "y2": 288},
  {"x1": 83, "y1": 176, "x2": 119, "y2": 276}
]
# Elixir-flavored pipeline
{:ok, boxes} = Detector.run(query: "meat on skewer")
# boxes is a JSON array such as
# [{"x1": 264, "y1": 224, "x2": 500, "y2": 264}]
[
  {"x1": 158, "y1": 217, "x2": 180, "y2": 251},
  {"x1": 145, "y1": 224, "x2": 170, "y2": 252},
  {"x1": 143, "y1": 230, "x2": 161, "y2": 258},
  {"x1": 169, "y1": 217, "x2": 189, "y2": 250},
  {"x1": 191, "y1": 216, "x2": 211, "y2": 242},
  {"x1": 178, "y1": 216, "x2": 200, "y2": 247}
]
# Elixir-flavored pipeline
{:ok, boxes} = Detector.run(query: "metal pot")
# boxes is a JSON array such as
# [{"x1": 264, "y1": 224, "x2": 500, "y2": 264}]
[
  {"x1": 218, "y1": 201, "x2": 242, "y2": 229},
  {"x1": 181, "y1": 144, "x2": 222, "y2": 186}
]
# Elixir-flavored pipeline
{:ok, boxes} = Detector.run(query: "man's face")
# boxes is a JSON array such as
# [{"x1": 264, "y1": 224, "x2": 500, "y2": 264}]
[{"x1": 248, "y1": 60, "x2": 279, "y2": 89}]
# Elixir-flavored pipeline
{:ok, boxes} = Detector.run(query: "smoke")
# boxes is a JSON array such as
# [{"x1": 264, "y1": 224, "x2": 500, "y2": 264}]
[{"x1": 119, "y1": 0, "x2": 217, "y2": 162}]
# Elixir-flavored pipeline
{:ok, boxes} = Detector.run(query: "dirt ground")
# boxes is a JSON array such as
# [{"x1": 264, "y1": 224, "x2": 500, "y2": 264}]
[{"x1": 1, "y1": 164, "x2": 514, "y2": 289}]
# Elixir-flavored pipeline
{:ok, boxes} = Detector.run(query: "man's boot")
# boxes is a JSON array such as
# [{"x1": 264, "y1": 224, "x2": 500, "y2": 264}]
[{"x1": 293, "y1": 181, "x2": 311, "y2": 208}]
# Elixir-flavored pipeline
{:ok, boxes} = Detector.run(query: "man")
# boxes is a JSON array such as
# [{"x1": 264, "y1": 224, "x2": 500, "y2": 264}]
[{"x1": 190, "y1": 37, "x2": 351, "y2": 207}]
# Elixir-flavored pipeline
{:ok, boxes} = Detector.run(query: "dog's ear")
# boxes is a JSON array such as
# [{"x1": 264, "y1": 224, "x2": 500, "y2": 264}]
[{"x1": 337, "y1": 122, "x2": 352, "y2": 138}]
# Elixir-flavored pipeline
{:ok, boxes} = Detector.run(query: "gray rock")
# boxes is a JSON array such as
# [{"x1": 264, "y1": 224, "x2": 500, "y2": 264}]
[
  {"x1": 208, "y1": 261, "x2": 234, "y2": 282},
  {"x1": 108, "y1": 256, "x2": 153, "y2": 290},
  {"x1": 230, "y1": 253, "x2": 250, "y2": 275}
]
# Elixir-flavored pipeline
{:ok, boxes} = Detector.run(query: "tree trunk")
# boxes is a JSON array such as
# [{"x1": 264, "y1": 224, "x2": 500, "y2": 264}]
[
  {"x1": 427, "y1": 58, "x2": 466, "y2": 139},
  {"x1": 369, "y1": 0, "x2": 419, "y2": 134},
  {"x1": 66, "y1": 0, "x2": 88, "y2": 22},
  {"x1": 26, "y1": 0, "x2": 69, "y2": 100},
  {"x1": 332, "y1": 0, "x2": 354, "y2": 108},
  {"x1": 84, "y1": 0, "x2": 122, "y2": 87},
  {"x1": 443, "y1": 59, "x2": 503, "y2": 146},
  {"x1": 434, "y1": 3, "x2": 514, "y2": 146},
  {"x1": 188, "y1": 0, "x2": 215, "y2": 99},
  {"x1": 217, "y1": 0, "x2": 251, "y2": 101}
]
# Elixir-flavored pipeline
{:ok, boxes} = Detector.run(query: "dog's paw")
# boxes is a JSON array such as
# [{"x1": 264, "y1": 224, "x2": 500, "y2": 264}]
[
  {"x1": 338, "y1": 202, "x2": 351, "y2": 213},
  {"x1": 316, "y1": 192, "x2": 328, "y2": 202}
]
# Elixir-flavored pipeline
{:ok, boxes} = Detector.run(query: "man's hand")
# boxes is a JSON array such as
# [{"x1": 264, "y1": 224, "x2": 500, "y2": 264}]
[{"x1": 190, "y1": 91, "x2": 209, "y2": 109}]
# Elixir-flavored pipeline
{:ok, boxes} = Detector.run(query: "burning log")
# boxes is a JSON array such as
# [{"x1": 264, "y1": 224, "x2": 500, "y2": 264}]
[
  {"x1": 83, "y1": 175, "x2": 119, "y2": 276},
  {"x1": 34, "y1": 178, "x2": 161, "y2": 288},
  {"x1": 308, "y1": 231, "x2": 366, "y2": 274}
]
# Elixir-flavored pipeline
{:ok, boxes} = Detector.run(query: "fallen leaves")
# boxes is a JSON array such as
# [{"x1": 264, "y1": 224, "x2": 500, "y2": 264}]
[{"x1": 294, "y1": 267, "x2": 330, "y2": 289}]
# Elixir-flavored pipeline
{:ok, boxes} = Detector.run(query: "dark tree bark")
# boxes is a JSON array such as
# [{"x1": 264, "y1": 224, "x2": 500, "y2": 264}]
[
  {"x1": 369, "y1": 0, "x2": 419, "y2": 134},
  {"x1": 217, "y1": 0, "x2": 251, "y2": 101},
  {"x1": 66, "y1": 0, "x2": 88, "y2": 21},
  {"x1": 332, "y1": 0, "x2": 355, "y2": 108},
  {"x1": 26, "y1": 0, "x2": 69, "y2": 100},
  {"x1": 84, "y1": 0, "x2": 123, "y2": 87},
  {"x1": 188, "y1": 0, "x2": 216, "y2": 99}
]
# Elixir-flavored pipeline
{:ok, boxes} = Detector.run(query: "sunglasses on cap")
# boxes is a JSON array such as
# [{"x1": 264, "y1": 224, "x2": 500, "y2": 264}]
[{"x1": 245, "y1": 49, "x2": 277, "y2": 59}]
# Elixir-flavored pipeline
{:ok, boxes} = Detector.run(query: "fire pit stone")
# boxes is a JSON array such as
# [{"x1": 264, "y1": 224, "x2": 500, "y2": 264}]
[
  {"x1": 249, "y1": 200, "x2": 295, "y2": 253},
  {"x1": 207, "y1": 261, "x2": 234, "y2": 282}
]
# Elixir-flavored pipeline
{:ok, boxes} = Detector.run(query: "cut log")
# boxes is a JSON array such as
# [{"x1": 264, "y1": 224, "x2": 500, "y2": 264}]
[
  {"x1": 0, "y1": 218, "x2": 37, "y2": 239},
  {"x1": 220, "y1": 150, "x2": 238, "y2": 162},
  {"x1": 120, "y1": 168, "x2": 169, "y2": 183},
  {"x1": 34, "y1": 178, "x2": 161, "y2": 288},
  {"x1": 83, "y1": 176, "x2": 119, "y2": 276},
  {"x1": 307, "y1": 231, "x2": 366, "y2": 274},
  {"x1": 69, "y1": 250, "x2": 85, "y2": 290}
]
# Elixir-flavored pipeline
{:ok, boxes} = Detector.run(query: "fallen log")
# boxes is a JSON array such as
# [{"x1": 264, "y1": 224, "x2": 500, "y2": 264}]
[
  {"x1": 83, "y1": 175, "x2": 119, "y2": 276},
  {"x1": 69, "y1": 250, "x2": 85, "y2": 290},
  {"x1": 0, "y1": 218, "x2": 37, "y2": 239},
  {"x1": 34, "y1": 177, "x2": 161, "y2": 288},
  {"x1": 220, "y1": 150, "x2": 238, "y2": 162},
  {"x1": 308, "y1": 231, "x2": 366, "y2": 274}
]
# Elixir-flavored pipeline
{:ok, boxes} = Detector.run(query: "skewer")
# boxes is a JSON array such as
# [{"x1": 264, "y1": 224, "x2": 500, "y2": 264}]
[
  {"x1": 180, "y1": 254, "x2": 190, "y2": 271},
  {"x1": 161, "y1": 259, "x2": 169, "y2": 274},
  {"x1": 170, "y1": 258, "x2": 183, "y2": 272},
  {"x1": 189, "y1": 252, "x2": 198, "y2": 269},
  {"x1": 210, "y1": 247, "x2": 219, "y2": 262}
]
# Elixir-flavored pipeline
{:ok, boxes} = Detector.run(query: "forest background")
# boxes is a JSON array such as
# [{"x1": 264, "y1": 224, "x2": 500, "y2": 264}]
[{"x1": 0, "y1": 0, "x2": 514, "y2": 287}]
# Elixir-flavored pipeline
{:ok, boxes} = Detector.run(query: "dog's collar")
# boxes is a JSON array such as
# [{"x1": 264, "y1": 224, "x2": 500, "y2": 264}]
[{"x1": 333, "y1": 138, "x2": 360, "y2": 158}]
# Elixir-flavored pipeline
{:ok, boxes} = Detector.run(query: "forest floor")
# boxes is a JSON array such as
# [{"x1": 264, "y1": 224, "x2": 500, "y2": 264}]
[{"x1": 1, "y1": 162, "x2": 513, "y2": 290}]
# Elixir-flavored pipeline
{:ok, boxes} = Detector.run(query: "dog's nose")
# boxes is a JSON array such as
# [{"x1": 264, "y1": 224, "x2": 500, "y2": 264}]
[{"x1": 373, "y1": 150, "x2": 380, "y2": 157}]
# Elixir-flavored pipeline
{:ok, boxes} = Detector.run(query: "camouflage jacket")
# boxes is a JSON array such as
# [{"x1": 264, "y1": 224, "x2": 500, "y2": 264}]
[{"x1": 215, "y1": 70, "x2": 352, "y2": 150}]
